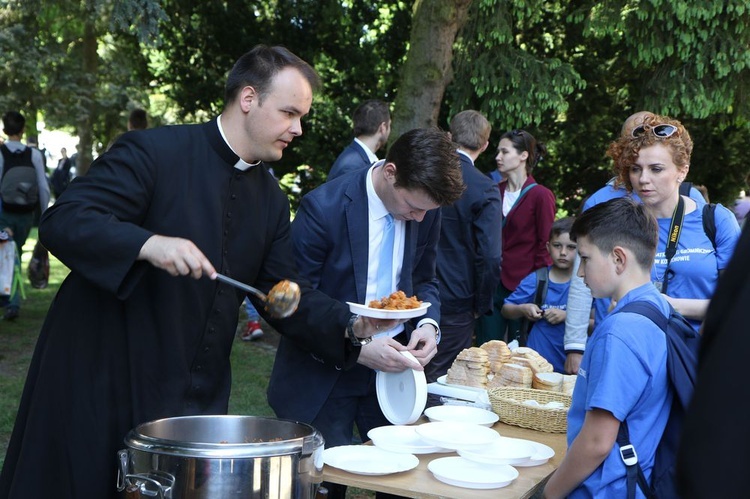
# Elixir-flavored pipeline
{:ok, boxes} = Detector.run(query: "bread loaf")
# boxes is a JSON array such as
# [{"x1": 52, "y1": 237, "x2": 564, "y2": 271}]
[
  {"x1": 532, "y1": 372, "x2": 564, "y2": 391},
  {"x1": 480, "y1": 340, "x2": 512, "y2": 373},
  {"x1": 446, "y1": 347, "x2": 490, "y2": 388},
  {"x1": 487, "y1": 362, "x2": 533, "y2": 389},
  {"x1": 561, "y1": 374, "x2": 577, "y2": 396}
]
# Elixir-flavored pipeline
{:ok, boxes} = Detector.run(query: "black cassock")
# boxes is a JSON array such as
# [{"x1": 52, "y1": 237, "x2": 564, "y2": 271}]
[{"x1": 0, "y1": 119, "x2": 357, "y2": 498}]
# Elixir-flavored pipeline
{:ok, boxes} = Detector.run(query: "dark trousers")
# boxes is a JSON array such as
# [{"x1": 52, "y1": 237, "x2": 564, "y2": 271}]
[
  {"x1": 424, "y1": 311, "x2": 475, "y2": 406},
  {"x1": 474, "y1": 283, "x2": 521, "y2": 345},
  {"x1": 312, "y1": 365, "x2": 405, "y2": 499}
]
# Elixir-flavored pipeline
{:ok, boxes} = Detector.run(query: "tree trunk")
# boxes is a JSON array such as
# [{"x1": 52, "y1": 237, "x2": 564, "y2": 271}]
[
  {"x1": 391, "y1": 0, "x2": 473, "y2": 141},
  {"x1": 76, "y1": 5, "x2": 98, "y2": 176}
]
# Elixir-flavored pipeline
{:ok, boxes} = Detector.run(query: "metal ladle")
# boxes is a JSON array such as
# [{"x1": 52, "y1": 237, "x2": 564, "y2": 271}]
[{"x1": 215, "y1": 273, "x2": 301, "y2": 318}]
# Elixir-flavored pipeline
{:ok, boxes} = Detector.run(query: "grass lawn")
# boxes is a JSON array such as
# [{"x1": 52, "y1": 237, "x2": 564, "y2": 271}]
[{"x1": 0, "y1": 229, "x2": 374, "y2": 498}]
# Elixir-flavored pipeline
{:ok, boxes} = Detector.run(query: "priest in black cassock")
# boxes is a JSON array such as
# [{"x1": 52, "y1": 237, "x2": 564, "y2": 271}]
[{"x1": 0, "y1": 45, "x2": 388, "y2": 499}]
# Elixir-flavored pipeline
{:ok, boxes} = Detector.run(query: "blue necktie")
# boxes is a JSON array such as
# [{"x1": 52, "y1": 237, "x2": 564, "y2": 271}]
[{"x1": 376, "y1": 214, "x2": 395, "y2": 299}]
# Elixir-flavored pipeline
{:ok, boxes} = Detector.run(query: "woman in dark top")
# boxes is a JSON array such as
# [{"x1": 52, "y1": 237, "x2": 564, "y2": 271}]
[{"x1": 475, "y1": 129, "x2": 556, "y2": 345}]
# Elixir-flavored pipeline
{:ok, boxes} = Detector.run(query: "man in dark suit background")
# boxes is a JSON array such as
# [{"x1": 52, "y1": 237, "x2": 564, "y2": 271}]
[
  {"x1": 327, "y1": 99, "x2": 391, "y2": 181},
  {"x1": 425, "y1": 110, "x2": 502, "y2": 391},
  {"x1": 268, "y1": 128, "x2": 465, "y2": 499}
]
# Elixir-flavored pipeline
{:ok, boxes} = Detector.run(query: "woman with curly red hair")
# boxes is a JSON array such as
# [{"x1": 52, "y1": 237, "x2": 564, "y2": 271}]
[{"x1": 607, "y1": 114, "x2": 740, "y2": 330}]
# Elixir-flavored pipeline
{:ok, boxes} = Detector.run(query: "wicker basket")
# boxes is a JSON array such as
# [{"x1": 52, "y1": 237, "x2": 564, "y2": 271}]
[{"x1": 488, "y1": 387, "x2": 572, "y2": 433}]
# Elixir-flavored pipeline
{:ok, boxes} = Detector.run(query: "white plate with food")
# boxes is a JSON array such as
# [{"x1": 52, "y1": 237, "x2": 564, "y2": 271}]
[
  {"x1": 423, "y1": 405, "x2": 499, "y2": 427},
  {"x1": 367, "y1": 425, "x2": 450, "y2": 454},
  {"x1": 347, "y1": 301, "x2": 431, "y2": 319},
  {"x1": 323, "y1": 445, "x2": 419, "y2": 475},
  {"x1": 427, "y1": 456, "x2": 519, "y2": 489},
  {"x1": 415, "y1": 421, "x2": 500, "y2": 450},
  {"x1": 457, "y1": 437, "x2": 536, "y2": 465},
  {"x1": 436, "y1": 374, "x2": 487, "y2": 393},
  {"x1": 513, "y1": 440, "x2": 556, "y2": 467}
]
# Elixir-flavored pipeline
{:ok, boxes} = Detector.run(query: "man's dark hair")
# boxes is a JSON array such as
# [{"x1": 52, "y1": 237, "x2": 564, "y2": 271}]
[
  {"x1": 450, "y1": 110, "x2": 491, "y2": 151},
  {"x1": 2, "y1": 111, "x2": 25, "y2": 136},
  {"x1": 387, "y1": 128, "x2": 465, "y2": 206},
  {"x1": 225, "y1": 45, "x2": 321, "y2": 106},
  {"x1": 128, "y1": 109, "x2": 148, "y2": 130},
  {"x1": 352, "y1": 100, "x2": 390, "y2": 137},
  {"x1": 550, "y1": 216, "x2": 575, "y2": 241},
  {"x1": 570, "y1": 198, "x2": 658, "y2": 269}
]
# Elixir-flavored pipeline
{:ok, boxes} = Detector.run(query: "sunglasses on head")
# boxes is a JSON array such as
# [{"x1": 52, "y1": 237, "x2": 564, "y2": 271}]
[{"x1": 631, "y1": 124, "x2": 678, "y2": 138}]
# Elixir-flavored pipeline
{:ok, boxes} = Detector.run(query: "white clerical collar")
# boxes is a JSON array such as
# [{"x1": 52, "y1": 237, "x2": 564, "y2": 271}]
[
  {"x1": 355, "y1": 137, "x2": 379, "y2": 165},
  {"x1": 217, "y1": 114, "x2": 261, "y2": 171},
  {"x1": 367, "y1": 160, "x2": 390, "y2": 221}
]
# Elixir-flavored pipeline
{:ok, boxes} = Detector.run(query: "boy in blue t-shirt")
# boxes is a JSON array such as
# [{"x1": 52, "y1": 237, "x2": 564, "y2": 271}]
[
  {"x1": 543, "y1": 198, "x2": 672, "y2": 499},
  {"x1": 501, "y1": 217, "x2": 576, "y2": 372}
]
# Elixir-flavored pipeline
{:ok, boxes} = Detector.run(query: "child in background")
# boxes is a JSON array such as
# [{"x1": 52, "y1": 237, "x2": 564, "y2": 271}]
[
  {"x1": 501, "y1": 217, "x2": 576, "y2": 372},
  {"x1": 240, "y1": 297, "x2": 264, "y2": 341},
  {"x1": 543, "y1": 198, "x2": 671, "y2": 498}
]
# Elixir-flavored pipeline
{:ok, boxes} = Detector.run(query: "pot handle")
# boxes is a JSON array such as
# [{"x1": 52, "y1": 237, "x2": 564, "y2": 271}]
[{"x1": 117, "y1": 449, "x2": 174, "y2": 499}]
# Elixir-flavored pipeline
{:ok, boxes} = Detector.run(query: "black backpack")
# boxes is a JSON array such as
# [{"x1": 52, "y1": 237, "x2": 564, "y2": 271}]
[
  {"x1": 0, "y1": 144, "x2": 39, "y2": 213},
  {"x1": 614, "y1": 301, "x2": 700, "y2": 499}
]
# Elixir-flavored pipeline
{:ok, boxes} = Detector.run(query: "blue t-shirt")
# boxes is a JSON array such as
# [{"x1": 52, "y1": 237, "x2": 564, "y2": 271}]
[
  {"x1": 652, "y1": 204, "x2": 740, "y2": 330},
  {"x1": 504, "y1": 267, "x2": 570, "y2": 372},
  {"x1": 567, "y1": 283, "x2": 672, "y2": 499}
]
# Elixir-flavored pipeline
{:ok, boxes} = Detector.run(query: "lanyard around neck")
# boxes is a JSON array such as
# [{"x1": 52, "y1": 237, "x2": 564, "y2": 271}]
[{"x1": 661, "y1": 195, "x2": 685, "y2": 294}]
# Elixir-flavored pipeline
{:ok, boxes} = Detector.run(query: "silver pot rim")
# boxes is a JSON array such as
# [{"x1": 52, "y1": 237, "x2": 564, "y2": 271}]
[{"x1": 124, "y1": 415, "x2": 322, "y2": 459}]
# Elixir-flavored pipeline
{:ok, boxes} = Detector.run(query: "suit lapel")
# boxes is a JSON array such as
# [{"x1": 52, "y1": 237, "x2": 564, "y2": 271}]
[
  {"x1": 345, "y1": 174, "x2": 370, "y2": 303},
  {"x1": 399, "y1": 220, "x2": 416, "y2": 295}
]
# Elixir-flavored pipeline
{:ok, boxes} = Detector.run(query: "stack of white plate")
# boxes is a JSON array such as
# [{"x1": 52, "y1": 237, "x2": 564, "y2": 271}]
[
  {"x1": 458, "y1": 437, "x2": 556, "y2": 467},
  {"x1": 414, "y1": 421, "x2": 501, "y2": 451},
  {"x1": 423, "y1": 405, "x2": 499, "y2": 427},
  {"x1": 427, "y1": 456, "x2": 519, "y2": 489},
  {"x1": 322, "y1": 445, "x2": 419, "y2": 476},
  {"x1": 367, "y1": 425, "x2": 451, "y2": 454}
]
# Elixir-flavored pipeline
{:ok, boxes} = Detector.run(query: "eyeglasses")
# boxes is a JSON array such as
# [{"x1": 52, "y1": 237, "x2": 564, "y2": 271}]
[{"x1": 631, "y1": 124, "x2": 678, "y2": 138}]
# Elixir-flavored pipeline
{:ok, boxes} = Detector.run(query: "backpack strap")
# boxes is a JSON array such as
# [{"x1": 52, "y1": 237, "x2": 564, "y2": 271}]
[
  {"x1": 617, "y1": 421, "x2": 655, "y2": 499},
  {"x1": 702, "y1": 203, "x2": 717, "y2": 251},
  {"x1": 518, "y1": 266, "x2": 549, "y2": 346},
  {"x1": 615, "y1": 301, "x2": 668, "y2": 499},
  {"x1": 678, "y1": 181, "x2": 692, "y2": 197}
]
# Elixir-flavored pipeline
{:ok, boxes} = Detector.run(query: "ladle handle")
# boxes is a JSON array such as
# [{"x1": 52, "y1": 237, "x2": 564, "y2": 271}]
[{"x1": 214, "y1": 273, "x2": 268, "y2": 300}]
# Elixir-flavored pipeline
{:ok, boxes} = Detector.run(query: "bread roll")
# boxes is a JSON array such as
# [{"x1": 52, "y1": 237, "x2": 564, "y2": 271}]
[{"x1": 509, "y1": 355, "x2": 554, "y2": 375}]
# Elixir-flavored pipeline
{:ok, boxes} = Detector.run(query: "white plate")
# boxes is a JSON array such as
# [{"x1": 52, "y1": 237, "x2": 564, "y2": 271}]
[
  {"x1": 347, "y1": 301, "x2": 431, "y2": 319},
  {"x1": 415, "y1": 421, "x2": 500, "y2": 450},
  {"x1": 367, "y1": 425, "x2": 451, "y2": 454},
  {"x1": 457, "y1": 437, "x2": 536, "y2": 465},
  {"x1": 376, "y1": 351, "x2": 427, "y2": 425},
  {"x1": 427, "y1": 456, "x2": 519, "y2": 489},
  {"x1": 514, "y1": 440, "x2": 556, "y2": 467},
  {"x1": 323, "y1": 445, "x2": 419, "y2": 475},
  {"x1": 424, "y1": 405, "x2": 499, "y2": 427},
  {"x1": 436, "y1": 374, "x2": 487, "y2": 393}
]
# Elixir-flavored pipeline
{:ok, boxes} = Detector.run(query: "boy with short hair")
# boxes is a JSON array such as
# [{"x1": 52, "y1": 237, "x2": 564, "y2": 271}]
[
  {"x1": 501, "y1": 217, "x2": 577, "y2": 372},
  {"x1": 543, "y1": 198, "x2": 672, "y2": 498}
]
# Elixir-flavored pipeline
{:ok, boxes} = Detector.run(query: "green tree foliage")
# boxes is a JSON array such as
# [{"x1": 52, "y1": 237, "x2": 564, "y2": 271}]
[
  {"x1": 0, "y1": 0, "x2": 164, "y2": 174},
  {"x1": 154, "y1": 0, "x2": 411, "y2": 208},
  {"x1": 446, "y1": 0, "x2": 750, "y2": 210}
]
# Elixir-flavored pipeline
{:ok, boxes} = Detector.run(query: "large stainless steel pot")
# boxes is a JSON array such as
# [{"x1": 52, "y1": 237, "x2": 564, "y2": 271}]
[{"x1": 117, "y1": 415, "x2": 324, "y2": 498}]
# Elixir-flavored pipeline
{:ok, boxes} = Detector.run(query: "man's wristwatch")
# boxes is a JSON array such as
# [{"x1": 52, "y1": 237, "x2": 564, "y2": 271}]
[{"x1": 347, "y1": 314, "x2": 373, "y2": 346}]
